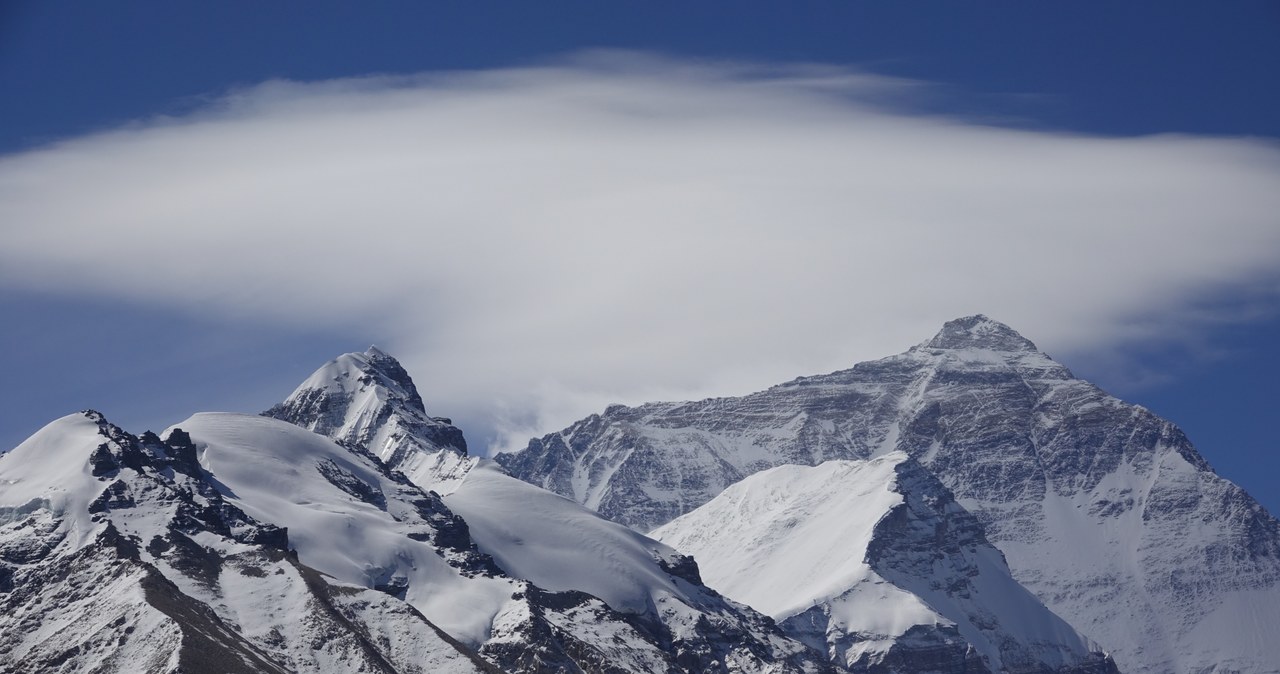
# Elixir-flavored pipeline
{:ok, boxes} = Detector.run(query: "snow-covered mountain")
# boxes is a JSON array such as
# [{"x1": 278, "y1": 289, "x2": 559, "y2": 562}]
[
  {"x1": 498, "y1": 315, "x2": 1280, "y2": 674},
  {"x1": 265, "y1": 348, "x2": 833, "y2": 673},
  {"x1": 268, "y1": 347, "x2": 1112, "y2": 674},
  {"x1": 188, "y1": 411, "x2": 832, "y2": 673},
  {"x1": 652, "y1": 454, "x2": 1117, "y2": 674},
  {"x1": 8, "y1": 330, "x2": 1275, "y2": 673},
  {"x1": 0, "y1": 411, "x2": 496, "y2": 674},
  {"x1": 0, "y1": 404, "x2": 831, "y2": 673}
]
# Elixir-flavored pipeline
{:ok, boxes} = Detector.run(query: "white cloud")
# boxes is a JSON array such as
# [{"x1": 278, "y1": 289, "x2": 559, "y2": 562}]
[{"x1": 3, "y1": 52, "x2": 1279, "y2": 451}]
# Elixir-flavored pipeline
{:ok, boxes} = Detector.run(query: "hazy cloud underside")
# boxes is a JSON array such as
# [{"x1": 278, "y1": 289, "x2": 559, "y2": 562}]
[{"x1": 4, "y1": 52, "x2": 1279, "y2": 451}]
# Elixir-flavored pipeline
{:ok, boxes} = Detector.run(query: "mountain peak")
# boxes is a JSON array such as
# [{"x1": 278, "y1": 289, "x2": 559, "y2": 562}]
[
  {"x1": 356, "y1": 348, "x2": 425, "y2": 412},
  {"x1": 924, "y1": 314, "x2": 1039, "y2": 352},
  {"x1": 265, "y1": 348, "x2": 471, "y2": 488},
  {"x1": 287, "y1": 348, "x2": 425, "y2": 414}
]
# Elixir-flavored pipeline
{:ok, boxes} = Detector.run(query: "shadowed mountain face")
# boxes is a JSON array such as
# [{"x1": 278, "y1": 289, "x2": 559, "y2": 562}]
[{"x1": 498, "y1": 315, "x2": 1280, "y2": 674}]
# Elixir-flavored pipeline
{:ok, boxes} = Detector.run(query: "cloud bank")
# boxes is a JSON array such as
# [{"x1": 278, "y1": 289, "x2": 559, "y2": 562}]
[{"x1": 3, "y1": 52, "x2": 1279, "y2": 451}]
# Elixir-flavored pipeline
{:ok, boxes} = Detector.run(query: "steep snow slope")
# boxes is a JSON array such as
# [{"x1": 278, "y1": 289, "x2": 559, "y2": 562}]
[
  {"x1": 652, "y1": 455, "x2": 1117, "y2": 674},
  {"x1": 445, "y1": 461, "x2": 694, "y2": 613},
  {"x1": 265, "y1": 347, "x2": 476, "y2": 492},
  {"x1": 0, "y1": 411, "x2": 493, "y2": 674},
  {"x1": 500, "y1": 315, "x2": 1280, "y2": 674},
  {"x1": 445, "y1": 461, "x2": 827, "y2": 673}
]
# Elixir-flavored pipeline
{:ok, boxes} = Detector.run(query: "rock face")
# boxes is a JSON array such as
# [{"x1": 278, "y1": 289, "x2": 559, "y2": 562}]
[
  {"x1": 265, "y1": 346, "x2": 476, "y2": 492},
  {"x1": 652, "y1": 455, "x2": 1118, "y2": 674},
  {"x1": 498, "y1": 315, "x2": 1280, "y2": 674}
]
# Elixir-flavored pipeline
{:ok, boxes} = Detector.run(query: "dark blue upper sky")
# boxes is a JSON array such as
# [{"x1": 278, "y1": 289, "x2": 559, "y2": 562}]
[
  {"x1": 2, "y1": 1, "x2": 1278, "y2": 511},
  {"x1": 4, "y1": 1, "x2": 1279, "y2": 149}
]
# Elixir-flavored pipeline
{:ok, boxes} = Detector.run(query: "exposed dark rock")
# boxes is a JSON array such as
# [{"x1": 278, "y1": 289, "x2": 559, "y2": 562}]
[
  {"x1": 316, "y1": 457, "x2": 387, "y2": 510},
  {"x1": 162, "y1": 427, "x2": 201, "y2": 475},
  {"x1": 87, "y1": 479, "x2": 135, "y2": 514},
  {"x1": 657, "y1": 553, "x2": 703, "y2": 586},
  {"x1": 139, "y1": 566, "x2": 293, "y2": 674}
]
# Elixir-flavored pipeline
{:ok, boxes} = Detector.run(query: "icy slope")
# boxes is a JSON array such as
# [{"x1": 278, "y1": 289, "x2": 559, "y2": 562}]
[
  {"x1": 0, "y1": 411, "x2": 493, "y2": 674},
  {"x1": 500, "y1": 315, "x2": 1280, "y2": 674},
  {"x1": 265, "y1": 347, "x2": 476, "y2": 491},
  {"x1": 446, "y1": 461, "x2": 693, "y2": 613},
  {"x1": 652, "y1": 454, "x2": 1117, "y2": 674},
  {"x1": 445, "y1": 461, "x2": 828, "y2": 673}
]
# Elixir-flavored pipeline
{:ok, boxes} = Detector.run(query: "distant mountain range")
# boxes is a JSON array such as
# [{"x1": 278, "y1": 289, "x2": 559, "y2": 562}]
[{"x1": 3, "y1": 316, "x2": 1275, "y2": 673}]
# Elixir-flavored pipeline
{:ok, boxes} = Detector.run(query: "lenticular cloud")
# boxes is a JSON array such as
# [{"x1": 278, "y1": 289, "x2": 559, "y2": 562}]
[{"x1": 2, "y1": 51, "x2": 1279, "y2": 450}]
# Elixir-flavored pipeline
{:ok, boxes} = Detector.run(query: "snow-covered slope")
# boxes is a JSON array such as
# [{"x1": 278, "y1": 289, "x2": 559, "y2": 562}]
[
  {"x1": 264, "y1": 347, "x2": 476, "y2": 492},
  {"x1": 265, "y1": 351, "x2": 834, "y2": 673},
  {"x1": 0, "y1": 411, "x2": 494, "y2": 674},
  {"x1": 445, "y1": 461, "x2": 827, "y2": 673},
  {"x1": 500, "y1": 315, "x2": 1280, "y2": 674},
  {"x1": 447, "y1": 461, "x2": 701, "y2": 614},
  {"x1": 185, "y1": 411, "x2": 837, "y2": 674},
  {"x1": 171, "y1": 412, "x2": 513, "y2": 645},
  {"x1": 652, "y1": 454, "x2": 1117, "y2": 674}
]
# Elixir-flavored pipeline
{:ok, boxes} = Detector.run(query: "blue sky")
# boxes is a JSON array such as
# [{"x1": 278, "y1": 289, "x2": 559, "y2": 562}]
[{"x1": 2, "y1": 2, "x2": 1278, "y2": 513}]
